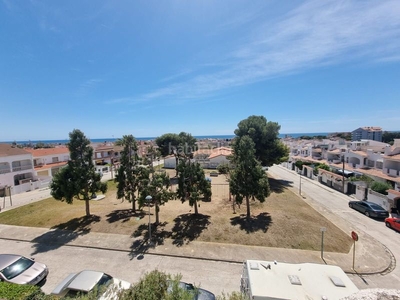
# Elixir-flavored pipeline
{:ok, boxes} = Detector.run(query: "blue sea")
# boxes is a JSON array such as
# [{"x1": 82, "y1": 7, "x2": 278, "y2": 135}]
[{"x1": 1, "y1": 132, "x2": 333, "y2": 145}]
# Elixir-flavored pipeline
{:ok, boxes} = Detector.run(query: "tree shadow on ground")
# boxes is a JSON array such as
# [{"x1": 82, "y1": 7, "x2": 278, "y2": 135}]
[
  {"x1": 230, "y1": 212, "x2": 272, "y2": 233},
  {"x1": 30, "y1": 215, "x2": 100, "y2": 255},
  {"x1": 129, "y1": 222, "x2": 172, "y2": 260},
  {"x1": 170, "y1": 213, "x2": 210, "y2": 247},
  {"x1": 106, "y1": 209, "x2": 147, "y2": 223},
  {"x1": 268, "y1": 177, "x2": 293, "y2": 193}
]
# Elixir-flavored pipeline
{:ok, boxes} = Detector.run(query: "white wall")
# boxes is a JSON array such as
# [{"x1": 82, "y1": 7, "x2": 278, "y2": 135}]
[
  {"x1": 164, "y1": 157, "x2": 176, "y2": 169},
  {"x1": 367, "y1": 189, "x2": 390, "y2": 211},
  {"x1": 0, "y1": 153, "x2": 34, "y2": 187}
]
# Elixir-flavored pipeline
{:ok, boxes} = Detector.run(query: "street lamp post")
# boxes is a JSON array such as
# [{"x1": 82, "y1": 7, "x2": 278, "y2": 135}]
[
  {"x1": 341, "y1": 155, "x2": 345, "y2": 193},
  {"x1": 320, "y1": 227, "x2": 326, "y2": 260},
  {"x1": 299, "y1": 172, "x2": 302, "y2": 196},
  {"x1": 145, "y1": 195, "x2": 152, "y2": 243}
]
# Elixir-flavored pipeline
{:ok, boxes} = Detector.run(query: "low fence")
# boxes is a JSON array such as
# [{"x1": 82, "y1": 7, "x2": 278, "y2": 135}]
[
  {"x1": 367, "y1": 189, "x2": 390, "y2": 211},
  {"x1": 11, "y1": 179, "x2": 50, "y2": 195}
]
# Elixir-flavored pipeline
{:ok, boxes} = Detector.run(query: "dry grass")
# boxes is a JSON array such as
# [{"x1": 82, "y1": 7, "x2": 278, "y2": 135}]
[{"x1": 0, "y1": 169, "x2": 352, "y2": 253}]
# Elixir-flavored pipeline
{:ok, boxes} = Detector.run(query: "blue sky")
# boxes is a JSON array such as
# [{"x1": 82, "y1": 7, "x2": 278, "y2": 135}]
[{"x1": 1, "y1": 0, "x2": 400, "y2": 141}]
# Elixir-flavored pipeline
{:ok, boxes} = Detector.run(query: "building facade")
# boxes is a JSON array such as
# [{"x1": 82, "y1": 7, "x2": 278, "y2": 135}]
[{"x1": 351, "y1": 126, "x2": 382, "y2": 142}]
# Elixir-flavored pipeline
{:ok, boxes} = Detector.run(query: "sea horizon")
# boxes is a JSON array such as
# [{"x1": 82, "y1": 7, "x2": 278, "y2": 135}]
[{"x1": 0, "y1": 132, "x2": 340, "y2": 145}]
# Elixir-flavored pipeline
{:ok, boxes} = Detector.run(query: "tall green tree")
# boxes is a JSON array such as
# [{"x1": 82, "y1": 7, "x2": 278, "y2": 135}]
[
  {"x1": 176, "y1": 159, "x2": 211, "y2": 215},
  {"x1": 234, "y1": 115, "x2": 289, "y2": 166},
  {"x1": 382, "y1": 131, "x2": 400, "y2": 144},
  {"x1": 115, "y1": 135, "x2": 147, "y2": 212},
  {"x1": 155, "y1": 133, "x2": 181, "y2": 157},
  {"x1": 140, "y1": 170, "x2": 175, "y2": 225},
  {"x1": 144, "y1": 145, "x2": 161, "y2": 167},
  {"x1": 229, "y1": 135, "x2": 270, "y2": 219},
  {"x1": 50, "y1": 129, "x2": 107, "y2": 216},
  {"x1": 155, "y1": 132, "x2": 197, "y2": 175}
]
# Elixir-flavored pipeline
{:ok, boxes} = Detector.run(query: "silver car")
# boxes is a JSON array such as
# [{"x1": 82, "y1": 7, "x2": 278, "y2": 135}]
[
  {"x1": 0, "y1": 254, "x2": 48, "y2": 285},
  {"x1": 51, "y1": 270, "x2": 131, "y2": 299}
]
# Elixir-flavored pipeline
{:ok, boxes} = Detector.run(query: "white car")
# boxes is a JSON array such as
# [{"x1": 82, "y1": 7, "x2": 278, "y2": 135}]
[
  {"x1": 0, "y1": 254, "x2": 48, "y2": 285},
  {"x1": 51, "y1": 270, "x2": 131, "y2": 299}
]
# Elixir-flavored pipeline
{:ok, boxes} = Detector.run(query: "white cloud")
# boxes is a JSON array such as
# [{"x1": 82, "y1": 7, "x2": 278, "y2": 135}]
[
  {"x1": 114, "y1": 0, "x2": 400, "y2": 105},
  {"x1": 76, "y1": 78, "x2": 103, "y2": 97}
]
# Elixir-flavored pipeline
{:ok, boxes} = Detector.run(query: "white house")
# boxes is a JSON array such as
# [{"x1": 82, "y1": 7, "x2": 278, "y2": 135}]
[
  {"x1": 25, "y1": 147, "x2": 70, "y2": 183},
  {"x1": 0, "y1": 144, "x2": 36, "y2": 195},
  {"x1": 206, "y1": 147, "x2": 232, "y2": 168}
]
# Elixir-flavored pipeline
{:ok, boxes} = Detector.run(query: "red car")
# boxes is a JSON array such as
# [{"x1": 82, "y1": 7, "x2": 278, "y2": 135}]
[{"x1": 385, "y1": 217, "x2": 400, "y2": 232}]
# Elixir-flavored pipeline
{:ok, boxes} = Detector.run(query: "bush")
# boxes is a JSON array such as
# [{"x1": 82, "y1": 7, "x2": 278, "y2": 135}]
[
  {"x1": 0, "y1": 282, "x2": 46, "y2": 300},
  {"x1": 371, "y1": 181, "x2": 392, "y2": 195},
  {"x1": 217, "y1": 291, "x2": 249, "y2": 300},
  {"x1": 313, "y1": 163, "x2": 330, "y2": 176},
  {"x1": 119, "y1": 270, "x2": 194, "y2": 300}
]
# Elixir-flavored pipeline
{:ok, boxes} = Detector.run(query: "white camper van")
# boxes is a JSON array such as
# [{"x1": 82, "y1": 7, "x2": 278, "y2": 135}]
[{"x1": 240, "y1": 260, "x2": 358, "y2": 300}]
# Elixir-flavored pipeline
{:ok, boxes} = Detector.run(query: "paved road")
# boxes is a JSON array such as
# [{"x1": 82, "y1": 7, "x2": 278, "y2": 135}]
[
  {"x1": 2, "y1": 238, "x2": 241, "y2": 296},
  {"x1": 268, "y1": 165, "x2": 400, "y2": 289}
]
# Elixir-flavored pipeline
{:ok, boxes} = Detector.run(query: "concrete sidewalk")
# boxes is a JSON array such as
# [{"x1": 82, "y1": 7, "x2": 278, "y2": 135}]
[{"x1": 0, "y1": 222, "x2": 391, "y2": 275}]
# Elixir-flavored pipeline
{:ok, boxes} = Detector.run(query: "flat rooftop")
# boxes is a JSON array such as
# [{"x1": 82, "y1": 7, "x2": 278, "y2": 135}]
[{"x1": 243, "y1": 260, "x2": 359, "y2": 300}]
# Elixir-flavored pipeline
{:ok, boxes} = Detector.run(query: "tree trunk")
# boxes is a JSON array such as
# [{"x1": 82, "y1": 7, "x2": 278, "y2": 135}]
[
  {"x1": 85, "y1": 199, "x2": 90, "y2": 216},
  {"x1": 246, "y1": 196, "x2": 250, "y2": 220},
  {"x1": 132, "y1": 200, "x2": 137, "y2": 213},
  {"x1": 194, "y1": 199, "x2": 198, "y2": 215},
  {"x1": 155, "y1": 201, "x2": 160, "y2": 225}
]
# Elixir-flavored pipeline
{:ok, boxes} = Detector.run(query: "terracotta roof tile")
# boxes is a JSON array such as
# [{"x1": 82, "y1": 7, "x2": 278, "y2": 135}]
[
  {"x1": 34, "y1": 161, "x2": 67, "y2": 171},
  {"x1": 0, "y1": 144, "x2": 30, "y2": 157},
  {"x1": 193, "y1": 147, "x2": 232, "y2": 159},
  {"x1": 350, "y1": 150, "x2": 368, "y2": 157},
  {"x1": 388, "y1": 189, "x2": 400, "y2": 197},
  {"x1": 208, "y1": 149, "x2": 232, "y2": 159},
  {"x1": 384, "y1": 154, "x2": 400, "y2": 161},
  {"x1": 327, "y1": 149, "x2": 342, "y2": 154},
  {"x1": 25, "y1": 147, "x2": 69, "y2": 157}
]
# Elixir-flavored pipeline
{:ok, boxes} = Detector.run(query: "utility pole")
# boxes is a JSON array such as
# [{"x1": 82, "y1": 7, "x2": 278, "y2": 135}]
[
  {"x1": 342, "y1": 155, "x2": 345, "y2": 193},
  {"x1": 299, "y1": 172, "x2": 302, "y2": 196}
]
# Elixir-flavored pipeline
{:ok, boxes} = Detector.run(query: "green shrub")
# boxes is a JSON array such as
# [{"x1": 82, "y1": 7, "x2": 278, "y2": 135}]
[
  {"x1": 217, "y1": 291, "x2": 249, "y2": 300},
  {"x1": 119, "y1": 270, "x2": 194, "y2": 300},
  {"x1": 313, "y1": 163, "x2": 330, "y2": 175},
  {"x1": 371, "y1": 181, "x2": 392, "y2": 195},
  {"x1": 0, "y1": 282, "x2": 45, "y2": 300}
]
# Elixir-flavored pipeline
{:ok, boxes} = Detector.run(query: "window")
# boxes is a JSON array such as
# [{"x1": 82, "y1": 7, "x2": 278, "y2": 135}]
[
  {"x1": 0, "y1": 257, "x2": 34, "y2": 280},
  {"x1": 52, "y1": 157, "x2": 59, "y2": 163}
]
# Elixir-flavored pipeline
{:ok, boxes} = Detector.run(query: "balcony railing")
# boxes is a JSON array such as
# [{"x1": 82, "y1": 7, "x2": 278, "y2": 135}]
[
  {"x1": 0, "y1": 169, "x2": 11, "y2": 174},
  {"x1": 12, "y1": 165, "x2": 33, "y2": 172},
  {"x1": 384, "y1": 168, "x2": 399, "y2": 177}
]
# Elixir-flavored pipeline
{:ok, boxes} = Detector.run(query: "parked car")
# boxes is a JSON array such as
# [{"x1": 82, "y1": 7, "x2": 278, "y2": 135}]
[
  {"x1": 51, "y1": 270, "x2": 131, "y2": 299},
  {"x1": 168, "y1": 280, "x2": 216, "y2": 300},
  {"x1": 385, "y1": 217, "x2": 400, "y2": 232},
  {"x1": 348, "y1": 201, "x2": 389, "y2": 218},
  {"x1": 0, "y1": 254, "x2": 48, "y2": 285}
]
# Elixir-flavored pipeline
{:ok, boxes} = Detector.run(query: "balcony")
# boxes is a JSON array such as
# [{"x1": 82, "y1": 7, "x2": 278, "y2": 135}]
[
  {"x1": 12, "y1": 165, "x2": 33, "y2": 172},
  {"x1": 0, "y1": 168, "x2": 11, "y2": 174},
  {"x1": 312, "y1": 156, "x2": 322, "y2": 160},
  {"x1": 384, "y1": 168, "x2": 399, "y2": 177}
]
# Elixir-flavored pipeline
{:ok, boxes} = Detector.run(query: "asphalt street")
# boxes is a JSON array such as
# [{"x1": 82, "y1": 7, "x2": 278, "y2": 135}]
[
  {"x1": 1, "y1": 238, "x2": 242, "y2": 296},
  {"x1": 267, "y1": 165, "x2": 400, "y2": 289}
]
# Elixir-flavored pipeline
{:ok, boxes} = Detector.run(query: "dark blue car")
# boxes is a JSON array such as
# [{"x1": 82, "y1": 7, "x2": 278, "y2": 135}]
[{"x1": 349, "y1": 201, "x2": 389, "y2": 218}]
